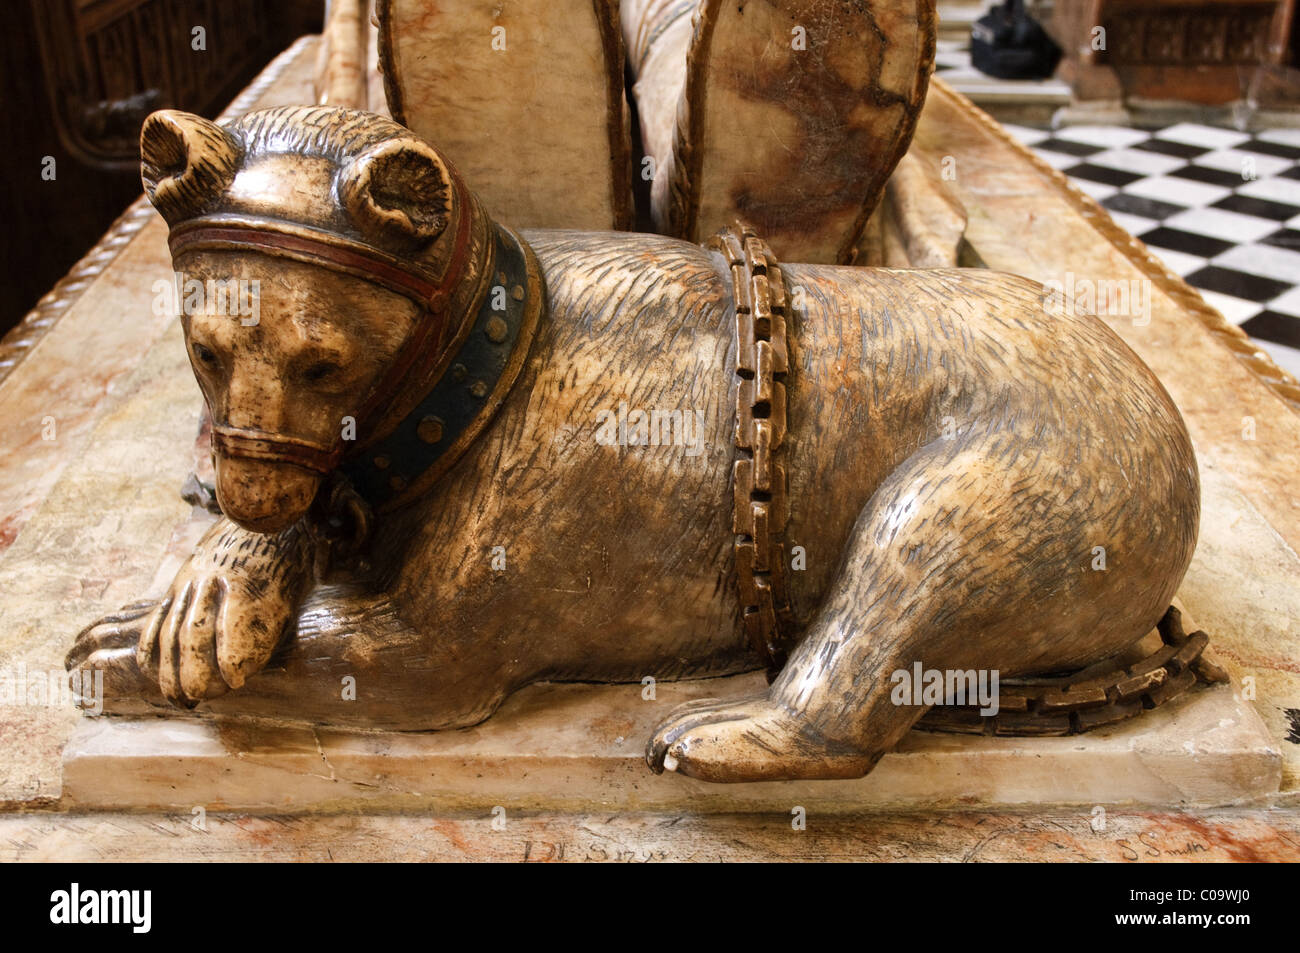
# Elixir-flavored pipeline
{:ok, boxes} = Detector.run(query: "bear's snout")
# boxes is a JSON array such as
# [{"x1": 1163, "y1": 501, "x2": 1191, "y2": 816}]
[{"x1": 214, "y1": 456, "x2": 323, "y2": 534}]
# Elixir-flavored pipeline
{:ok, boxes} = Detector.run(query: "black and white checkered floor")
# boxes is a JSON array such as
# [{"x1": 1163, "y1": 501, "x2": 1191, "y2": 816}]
[
  {"x1": 1002, "y1": 121, "x2": 1300, "y2": 379},
  {"x1": 933, "y1": 39, "x2": 1300, "y2": 380}
]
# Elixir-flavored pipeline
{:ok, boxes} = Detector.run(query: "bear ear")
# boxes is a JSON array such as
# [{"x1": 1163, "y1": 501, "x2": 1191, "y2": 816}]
[
  {"x1": 141, "y1": 110, "x2": 242, "y2": 224},
  {"x1": 338, "y1": 138, "x2": 451, "y2": 248}
]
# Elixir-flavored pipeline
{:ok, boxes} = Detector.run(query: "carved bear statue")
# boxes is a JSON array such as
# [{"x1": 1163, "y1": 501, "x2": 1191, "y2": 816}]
[{"x1": 67, "y1": 106, "x2": 1199, "y2": 783}]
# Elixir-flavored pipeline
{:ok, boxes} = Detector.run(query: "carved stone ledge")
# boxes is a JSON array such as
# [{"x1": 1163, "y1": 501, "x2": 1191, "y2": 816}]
[{"x1": 61, "y1": 677, "x2": 1279, "y2": 813}]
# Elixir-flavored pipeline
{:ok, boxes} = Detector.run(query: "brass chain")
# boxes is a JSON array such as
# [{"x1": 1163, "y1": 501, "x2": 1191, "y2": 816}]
[
  {"x1": 917, "y1": 606, "x2": 1229, "y2": 736},
  {"x1": 708, "y1": 222, "x2": 797, "y2": 678}
]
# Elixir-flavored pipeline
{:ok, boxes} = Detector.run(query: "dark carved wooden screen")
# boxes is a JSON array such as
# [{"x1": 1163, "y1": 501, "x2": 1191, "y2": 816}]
[
  {"x1": 31, "y1": 0, "x2": 303, "y2": 170},
  {"x1": 0, "y1": 0, "x2": 322, "y2": 337}
]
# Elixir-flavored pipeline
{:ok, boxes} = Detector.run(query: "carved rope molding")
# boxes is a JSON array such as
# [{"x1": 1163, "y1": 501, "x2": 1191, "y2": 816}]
[
  {"x1": 929, "y1": 78, "x2": 1300, "y2": 414},
  {"x1": 0, "y1": 36, "x2": 316, "y2": 390}
]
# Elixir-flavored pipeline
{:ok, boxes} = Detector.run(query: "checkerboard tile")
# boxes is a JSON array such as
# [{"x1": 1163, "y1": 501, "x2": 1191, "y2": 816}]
[
  {"x1": 1003, "y1": 121, "x2": 1300, "y2": 381},
  {"x1": 936, "y1": 32, "x2": 1300, "y2": 380}
]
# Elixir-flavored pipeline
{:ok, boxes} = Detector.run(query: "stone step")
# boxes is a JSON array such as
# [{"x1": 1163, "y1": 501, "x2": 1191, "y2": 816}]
[{"x1": 61, "y1": 676, "x2": 1281, "y2": 814}]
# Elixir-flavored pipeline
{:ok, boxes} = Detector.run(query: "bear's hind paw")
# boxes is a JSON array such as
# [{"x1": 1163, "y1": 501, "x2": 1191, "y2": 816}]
[{"x1": 645, "y1": 694, "x2": 877, "y2": 783}]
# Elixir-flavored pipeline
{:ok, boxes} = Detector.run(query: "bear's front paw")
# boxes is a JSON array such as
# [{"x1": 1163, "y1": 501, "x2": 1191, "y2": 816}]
[
  {"x1": 69, "y1": 517, "x2": 313, "y2": 711},
  {"x1": 132, "y1": 567, "x2": 297, "y2": 709},
  {"x1": 65, "y1": 601, "x2": 167, "y2": 713}
]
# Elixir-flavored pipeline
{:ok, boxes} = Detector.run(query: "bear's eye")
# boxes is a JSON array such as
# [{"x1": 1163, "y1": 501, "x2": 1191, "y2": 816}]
[
  {"x1": 192, "y1": 342, "x2": 218, "y2": 369},
  {"x1": 303, "y1": 361, "x2": 342, "y2": 383}
]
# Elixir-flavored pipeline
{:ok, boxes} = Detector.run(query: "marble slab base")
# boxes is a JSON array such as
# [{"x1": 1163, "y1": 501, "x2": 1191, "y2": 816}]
[{"x1": 61, "y1": 674, "x2": 1281, "y2": 814}]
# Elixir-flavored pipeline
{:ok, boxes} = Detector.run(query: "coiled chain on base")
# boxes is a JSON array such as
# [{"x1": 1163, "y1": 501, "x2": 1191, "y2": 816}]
[{"x1": 918, "y1": 606, "x2": 1229, "y2": 736}]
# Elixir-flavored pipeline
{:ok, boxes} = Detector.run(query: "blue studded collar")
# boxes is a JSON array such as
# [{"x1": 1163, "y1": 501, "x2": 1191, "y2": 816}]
[{"x1": 340, "y1": 225, "x2": 543, "y2": 511}]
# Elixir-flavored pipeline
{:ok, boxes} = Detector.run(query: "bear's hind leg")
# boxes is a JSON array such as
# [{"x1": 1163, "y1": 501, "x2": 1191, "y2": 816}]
[{"x1": 647, "y1": 425, "x2": 1186, "y2": 782}]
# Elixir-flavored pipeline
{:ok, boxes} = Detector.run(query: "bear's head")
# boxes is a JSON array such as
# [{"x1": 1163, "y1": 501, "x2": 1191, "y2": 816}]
[{"x1": 141, "y1": 105, "x2": 489, "y2": 533}]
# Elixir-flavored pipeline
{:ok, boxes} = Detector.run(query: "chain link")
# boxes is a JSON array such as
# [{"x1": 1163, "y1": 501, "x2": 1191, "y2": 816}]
[{"x1": 708, "y1": 223, "x2": 797, "y2": 678}]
